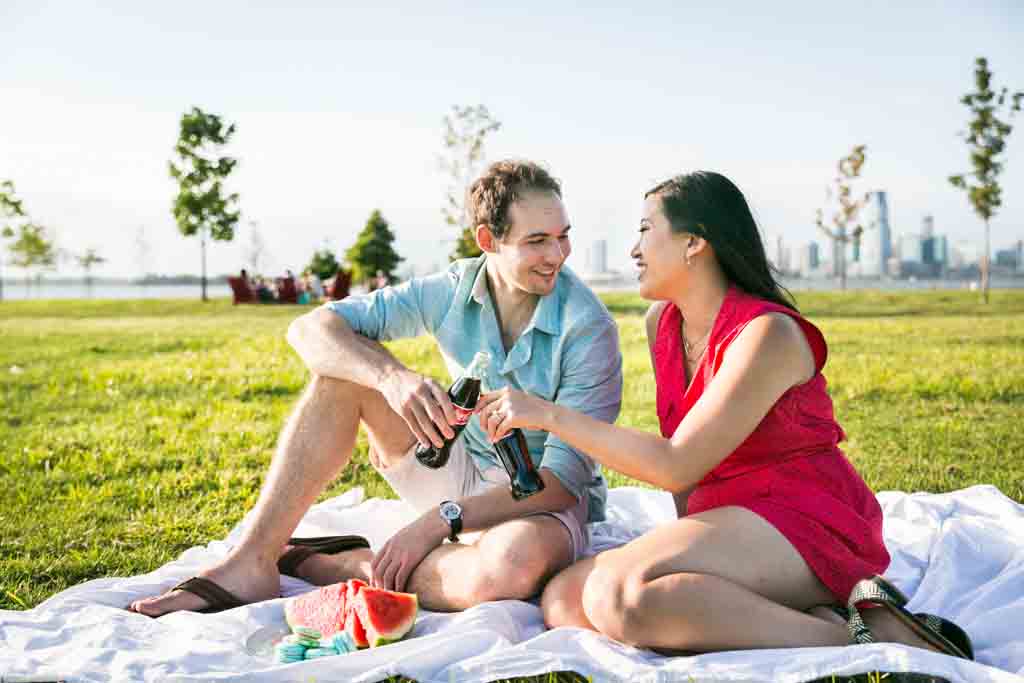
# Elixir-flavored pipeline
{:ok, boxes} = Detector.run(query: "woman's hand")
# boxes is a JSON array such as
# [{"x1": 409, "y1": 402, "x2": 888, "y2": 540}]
[{"x1": 476, "y1": 387, "x2": 555, "y2": 441}]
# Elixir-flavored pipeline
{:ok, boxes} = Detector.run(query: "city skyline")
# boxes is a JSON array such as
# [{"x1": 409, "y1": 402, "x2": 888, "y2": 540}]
[{"x1": 2, "y1": 1, "x2": 1022, "y2": 280}]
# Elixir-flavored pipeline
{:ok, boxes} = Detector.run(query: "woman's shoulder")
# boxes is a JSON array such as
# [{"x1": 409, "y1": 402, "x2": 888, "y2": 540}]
[{"x1": 718, "y1": 290, "x2": 828, "y2": 373}]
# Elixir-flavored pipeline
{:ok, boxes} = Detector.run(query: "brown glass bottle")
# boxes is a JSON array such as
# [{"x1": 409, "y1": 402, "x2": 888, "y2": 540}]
[
  {"x1": 415, "y1": 352, "x2": 489, "y2": 469},
  {"x1": 494, "y1": 429, "x2": 545, "y2": 500}
]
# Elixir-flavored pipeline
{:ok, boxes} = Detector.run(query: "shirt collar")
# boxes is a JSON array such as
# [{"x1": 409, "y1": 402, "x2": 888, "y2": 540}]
[{"x1": 470, "y1": 255, "x2": 561, "y2": 336}]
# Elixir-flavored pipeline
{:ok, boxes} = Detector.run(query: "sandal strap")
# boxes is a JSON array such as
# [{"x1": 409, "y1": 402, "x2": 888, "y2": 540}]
[
  {"x1": 848, "y1": 577, "x2": 902, "y2": 612},
  {"x1": 278, "y1": 535, "x2": 371, "y2": 578},
  {"x1": 846, "y1": 604, "x2": 875, "y2": 644},
  {"x1": 171, "y1": 576, "x2": 245, "y2": 612},
  {"x1": 846, "y1": 576, "x2": 906, "y2": 645},
  {"x1": 278, "y1": 546, "x2": 318, "y2": 577},
  {"x1": 870, "y1": 575, "x2": 910, "y2": 606}
]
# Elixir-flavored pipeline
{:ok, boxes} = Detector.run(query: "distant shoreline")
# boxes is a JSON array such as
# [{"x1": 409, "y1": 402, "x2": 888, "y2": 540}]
[{"x1": 3, "y1": 277, "x2": 1024, "y2": 301}]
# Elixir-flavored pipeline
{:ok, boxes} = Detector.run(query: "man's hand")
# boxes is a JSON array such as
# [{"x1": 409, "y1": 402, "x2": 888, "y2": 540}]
[
  {"x1": 370, "y1": 511, "x2": 448, "y2": 592},
  {"x1": 379, "y1": 369, "x2": 457, "y2": 449}
]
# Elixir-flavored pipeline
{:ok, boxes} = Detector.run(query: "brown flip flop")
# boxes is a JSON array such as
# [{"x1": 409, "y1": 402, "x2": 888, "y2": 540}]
[
  {"x1": 277, "y1": 535, "x2": 371, "y2": 578},
  {"x1": 165, "y1": 576, "x2": 248, "y2": 614}
]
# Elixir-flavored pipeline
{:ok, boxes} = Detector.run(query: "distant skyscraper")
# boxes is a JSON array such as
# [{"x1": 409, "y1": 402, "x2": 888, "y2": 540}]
[
  {"x1": 586, "y1": 240, "x2": 608, "y2": 274},
  {"x1": 934, "y1": 235, "x2": 948, "y2": 266},
  {"x1": 901, "y1": 233, "x2": 924, "y2": 264},
  {"x1": 922, "y1": 215, "x2": 935, "y2": 238},
  {"x1": 859, "y1": 191, "x2": 892, "y2": 277},
  {"x1": 798, "y1": 241, "x2": 820, "y2": 275}
]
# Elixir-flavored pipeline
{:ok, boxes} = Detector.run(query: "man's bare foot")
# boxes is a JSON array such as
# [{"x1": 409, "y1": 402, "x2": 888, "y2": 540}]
[
  {"x1": 127, "y1": 554, "x2": 281, "y2": 617},
  {"x1": 284, "y1": 546, "x2": 374, "y2": 586},
  {"x1": 862, "y1": 606, "x2": 944, "y2": 654}
]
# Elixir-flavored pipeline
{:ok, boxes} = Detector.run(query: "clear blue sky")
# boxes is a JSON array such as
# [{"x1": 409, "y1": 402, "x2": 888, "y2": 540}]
[{"x1": 2, "y1": 0, "x2": 1022, "y2": 278}]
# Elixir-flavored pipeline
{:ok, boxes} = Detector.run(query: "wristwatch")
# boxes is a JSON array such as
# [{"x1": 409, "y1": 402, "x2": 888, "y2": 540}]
[{"x1": 438, "y1": 500, "x2": 463, "y2": 543}]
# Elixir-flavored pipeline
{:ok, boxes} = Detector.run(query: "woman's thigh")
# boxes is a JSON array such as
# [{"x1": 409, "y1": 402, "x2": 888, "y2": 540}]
[{"x1": 592, "y1": 505, "x2": 833, "y2": 610}]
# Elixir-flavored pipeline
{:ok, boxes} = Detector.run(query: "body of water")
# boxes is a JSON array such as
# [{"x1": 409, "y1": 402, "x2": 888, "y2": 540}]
[
  {"x1": 2, "y1": 278, "x2": 1023, "y2": 301},
  {"x1": 0, "y1": 283, "x2": 232, "y2": 301}
]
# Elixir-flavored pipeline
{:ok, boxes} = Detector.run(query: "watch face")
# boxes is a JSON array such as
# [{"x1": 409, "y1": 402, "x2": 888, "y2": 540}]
[{"x1": 440, "y1": 501, "x2": 461, "y2": 521}]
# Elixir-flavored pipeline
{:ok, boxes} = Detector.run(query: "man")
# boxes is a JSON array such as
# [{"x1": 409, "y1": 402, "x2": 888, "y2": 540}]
[{"x1": 129, "y1": 160, "x2": 622, "y2": 615}]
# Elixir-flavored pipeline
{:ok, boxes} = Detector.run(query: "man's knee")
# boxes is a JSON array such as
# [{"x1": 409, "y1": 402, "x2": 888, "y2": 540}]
[
  {"x1": 305, "y1": 374, "x2": 365, "y2": 403},
  {"x1": 468, "y1": 539, "x2": 561, "y2": 602}
]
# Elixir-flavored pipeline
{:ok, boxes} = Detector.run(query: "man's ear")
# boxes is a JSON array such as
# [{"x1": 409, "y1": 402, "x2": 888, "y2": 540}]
[{"x1": 476, "y1": 224, "x2": 498, "y2": 253}]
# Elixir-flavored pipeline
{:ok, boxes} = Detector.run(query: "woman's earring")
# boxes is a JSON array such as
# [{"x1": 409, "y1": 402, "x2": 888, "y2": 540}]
[{"x1": 685, "y1": 252, "x2": 692, "y2": 267}]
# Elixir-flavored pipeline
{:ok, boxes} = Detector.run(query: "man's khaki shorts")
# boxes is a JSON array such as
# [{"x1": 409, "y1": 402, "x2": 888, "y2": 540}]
[{"x1": 377, "y1": 437, "x2": 590, "y2": 562}]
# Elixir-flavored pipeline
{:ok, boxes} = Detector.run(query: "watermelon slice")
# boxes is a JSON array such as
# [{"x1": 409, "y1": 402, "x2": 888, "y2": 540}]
[
  {"x1": 344, "y1": 579, "x2": 369, "y2": 648},
  {"x1": 283, "y1": 581, "x2": 348, "y2": 637},
  {"x1": 352, "y1": 586, "x2": 418, "y2": 647}
]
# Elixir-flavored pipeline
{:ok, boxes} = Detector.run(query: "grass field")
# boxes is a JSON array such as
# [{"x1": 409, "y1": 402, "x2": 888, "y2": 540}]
[{"x1": 2, "y1": 290, "x2": 1022, "y2": 682}]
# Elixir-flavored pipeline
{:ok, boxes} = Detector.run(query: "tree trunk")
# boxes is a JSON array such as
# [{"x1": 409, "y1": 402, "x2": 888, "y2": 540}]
[
  {"x1": 201, "y1": 231, "x2": 208, "y2": 302},
  {"x1": 836, "y1": 233, "x2": 847, "y2": 291},
  {"x1": 982, "y1": 219, "x2": 990, "y2": 304}
]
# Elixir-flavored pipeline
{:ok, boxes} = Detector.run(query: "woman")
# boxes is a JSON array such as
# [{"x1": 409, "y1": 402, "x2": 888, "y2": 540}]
[{"x1": 476, "y1": 172, "x2": 972, "y2": 658}]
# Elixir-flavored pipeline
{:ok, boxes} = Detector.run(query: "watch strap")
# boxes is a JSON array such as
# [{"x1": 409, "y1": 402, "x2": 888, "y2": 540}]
[{"x1": 448, "y1": 514, "x2": 462, "y2": 543}]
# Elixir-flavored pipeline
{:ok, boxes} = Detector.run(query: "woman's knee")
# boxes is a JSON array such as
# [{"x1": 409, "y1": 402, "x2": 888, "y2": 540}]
[
  {"x1": 581, "y1": 564, "x2": 649, "y2": 644},
  {"x1": 540, "y1": 564, "x2": 590, "y2": 629}
]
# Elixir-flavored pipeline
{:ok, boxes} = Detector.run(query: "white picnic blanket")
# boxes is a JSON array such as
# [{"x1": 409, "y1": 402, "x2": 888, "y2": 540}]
[{"x1": 2, "y1": 484, "x2": 1023, "y2": 683}]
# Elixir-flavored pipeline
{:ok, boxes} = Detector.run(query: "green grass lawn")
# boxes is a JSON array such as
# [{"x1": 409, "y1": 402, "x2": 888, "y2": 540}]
[{"x1": 2, "y1": 290, "x2": 1022, "y2": 683}]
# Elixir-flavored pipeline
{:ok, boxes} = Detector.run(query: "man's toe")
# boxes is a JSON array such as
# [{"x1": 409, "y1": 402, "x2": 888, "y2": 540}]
[{"x1": 128, "y1": 589, "x2": 208, "y2": 617}]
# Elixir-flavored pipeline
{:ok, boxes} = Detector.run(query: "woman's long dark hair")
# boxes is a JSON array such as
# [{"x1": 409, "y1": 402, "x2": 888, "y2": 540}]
[{"x1": 645, "y1": 171, "x2": 797, "y2": 311}]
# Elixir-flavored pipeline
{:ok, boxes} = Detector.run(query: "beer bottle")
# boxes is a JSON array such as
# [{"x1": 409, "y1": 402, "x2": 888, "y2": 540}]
[
  {"x1": 415, "y1": 351, "x2": 490, "y2": 469},
  {"x1": 494, "y1": 428, "x2": 546, "y2": 500}
]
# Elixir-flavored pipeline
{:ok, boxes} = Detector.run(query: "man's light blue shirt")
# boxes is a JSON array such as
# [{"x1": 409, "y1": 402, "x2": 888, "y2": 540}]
[{"x1": 325, "y1": 255, "x2": 622, "y2": 522}]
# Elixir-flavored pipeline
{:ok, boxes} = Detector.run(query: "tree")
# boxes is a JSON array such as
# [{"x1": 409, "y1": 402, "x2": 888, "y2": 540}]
[
  {"x1": 1, "y1": 179, "x2": 27, "y2": 302},
  {"x1": 438, "y1": 105, "x2": 501, "y2": 261},
  {"x1": 306, "y1": 246, "x2": 340, "y2": 281},
  {"x1": 75, "y1": 248, "x2": 106, "y2": 297},
  {"x1": 815, "y1": 145, "x2": 875, "y2": 291},
  {"x1": 7, "y1": 223, "x2": 57, "y2": 294},
  {"x1": 949, "y1": 57, "x2": 1023, "y2": 303},
  {"x1": 344, "y1": 210, "x2": 404, "y2": 286},
  {"x1": 169, "y1": 107, "x2": 241, "y2": 301}
]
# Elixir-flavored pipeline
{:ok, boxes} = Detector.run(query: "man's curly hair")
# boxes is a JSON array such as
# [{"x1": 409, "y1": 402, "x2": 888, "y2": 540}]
[{"x1": 466, "y1": 160, "x2": 562, "y2": 240}]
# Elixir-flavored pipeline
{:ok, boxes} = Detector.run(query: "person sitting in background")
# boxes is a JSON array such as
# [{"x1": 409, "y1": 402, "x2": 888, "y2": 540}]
[{"x1": 256, "y1": 277, "x2": 274, "y2": 303}]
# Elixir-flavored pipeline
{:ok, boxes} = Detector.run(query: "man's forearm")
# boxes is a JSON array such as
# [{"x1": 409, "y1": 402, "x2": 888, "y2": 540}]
[
  {"x1": 461, "y1": 470, "x2": 577, "y2": 532},
  {"x1": 418, "y1": 469, "x2": 578, "y2": 542},
  {"x1": 286, "y1": 307, "x2": 407, "y2": 387}
]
